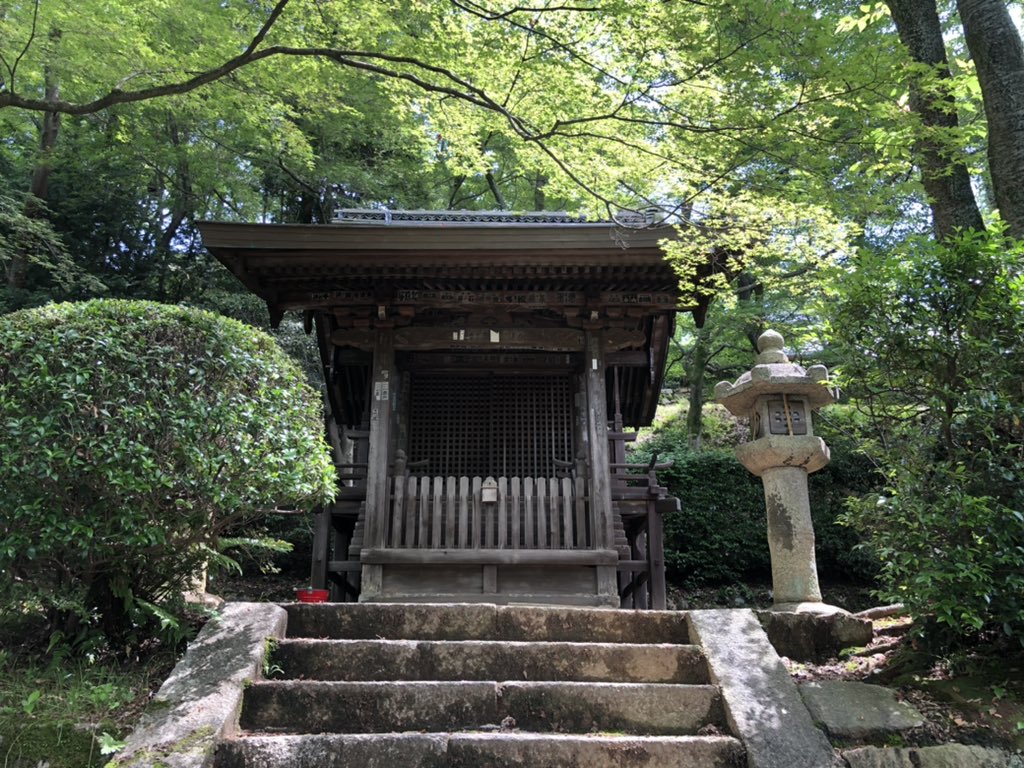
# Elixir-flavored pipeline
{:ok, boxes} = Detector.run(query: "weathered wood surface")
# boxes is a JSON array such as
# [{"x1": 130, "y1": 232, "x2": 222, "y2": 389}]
[
  {"x1": 310, "y1": 507, "x2": 331, "y2": 590},
  {"x1": 283, "y1": 289, "x2": 681, "y2": 313},
  {"x1": 402, "y1": 352, "x2": 578, "y2": 371},
  {"x1": 584, "y1": 330, "x2": 613, "y2": 550},
  {"x1": 364, "y1": 329, "x2": 395, "y2": 552},
  {"x1": 332, "y1": 327, "x2": 584, "y2": 352},
  {"x1": 384, "y1": 474, "x2": 591, "y2": 550},
  {"x1": 362, "y1": 548, "x2": 619, "y2": 565},
  {"x1": 330, "y1": 326, "x2": 646, "y2": 353}
]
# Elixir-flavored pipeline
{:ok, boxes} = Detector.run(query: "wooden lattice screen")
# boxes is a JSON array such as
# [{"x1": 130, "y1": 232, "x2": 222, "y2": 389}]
[{"x1": 408, "y1": 373, "x2": 575, "y2": 478}]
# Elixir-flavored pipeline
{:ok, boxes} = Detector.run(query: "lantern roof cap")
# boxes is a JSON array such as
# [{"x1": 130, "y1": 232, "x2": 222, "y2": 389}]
[{"x1": 714, "y1": 330, "x2": 836, "y2": 415}]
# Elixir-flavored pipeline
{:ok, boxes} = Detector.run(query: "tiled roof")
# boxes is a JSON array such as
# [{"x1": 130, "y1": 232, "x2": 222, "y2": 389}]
[{"x1": 332, "y1": 209, "x2": 589, "y2": 225}]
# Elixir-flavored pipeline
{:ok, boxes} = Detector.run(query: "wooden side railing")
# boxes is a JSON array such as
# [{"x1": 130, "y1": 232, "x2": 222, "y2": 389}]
[
  {"x1": 610, "y1": 453, "x2": 672, "y2": 501},
  {"x1": 385, "y1": 475, "x2": 591, "y2": 550}
]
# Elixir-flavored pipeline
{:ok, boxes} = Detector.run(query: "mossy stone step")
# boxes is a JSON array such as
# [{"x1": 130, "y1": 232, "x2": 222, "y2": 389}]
[
  {"x1": 284, "y1": 602, "x2": 692, "y2": 644},
  {"x1": 240, "y1": 680, "x2": 725, "y2": 736},
  {"x1": 273, "y1": 638, "x2": 708, "y2": 684},
  {"x1": 216, "y1": 732, "x2": 746, "y2": 768}
]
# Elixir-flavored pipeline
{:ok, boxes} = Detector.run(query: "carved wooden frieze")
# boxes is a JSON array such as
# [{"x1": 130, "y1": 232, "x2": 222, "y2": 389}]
[
  {"x1": 403, "y1": 352, "x2": 578, "y2": 369},
  {"x1": 331, "y1": 327, "x2": 585, "y2": 351},
  {"x1": 394, "y1": 327, "x2": 585, "y2": 351},
  {"x1": 331, "y1": 326, "x2": 647, "y2": 354},
  {"x1": 604, "y1": 329, "x2": 647, "y2": 351},
  {"x1": 293, "y1": 289, "x2": 678, "y2": 312}
]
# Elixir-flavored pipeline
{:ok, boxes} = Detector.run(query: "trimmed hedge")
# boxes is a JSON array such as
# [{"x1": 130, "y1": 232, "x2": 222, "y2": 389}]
[
  {"x1": 0, "y1": 300, "x2": 336, "y2": 648},
  {"x1": 657, "y1": 450, "x2": 769, "y2": 585},
  {"x1": 634, "y1": 417, "x2": 877, "y2": 588}
]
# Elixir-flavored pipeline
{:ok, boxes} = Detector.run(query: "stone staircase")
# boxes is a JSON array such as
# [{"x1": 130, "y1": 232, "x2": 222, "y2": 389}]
[{"x1": 215, "y1": 603, "x2": 746, "y2": 768}]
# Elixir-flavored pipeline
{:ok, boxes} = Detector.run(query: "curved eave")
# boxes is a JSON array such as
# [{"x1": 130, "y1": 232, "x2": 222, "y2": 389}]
[
  {"x1": 199, "y1": 220, "x2": 689, "y2": 310},
  {"x1": 199, "y1": 220, "x2": 676, "y2": 255},
  {"x1": 200, "y1": 220, "x2": 688, "y2": 429}
]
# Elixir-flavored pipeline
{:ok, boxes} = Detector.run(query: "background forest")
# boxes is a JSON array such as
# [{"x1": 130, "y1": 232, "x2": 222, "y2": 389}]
[{"x1": 1, "y1": 0, "x2": 1023, "y2": 763}]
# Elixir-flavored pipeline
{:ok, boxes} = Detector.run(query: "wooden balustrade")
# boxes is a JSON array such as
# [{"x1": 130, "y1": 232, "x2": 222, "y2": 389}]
[{"x1": 385, "y1": 475, "x2": 591, "y2": 550}]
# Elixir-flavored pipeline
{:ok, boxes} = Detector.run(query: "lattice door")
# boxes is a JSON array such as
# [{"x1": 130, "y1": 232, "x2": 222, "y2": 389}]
[{"x1": 408, "y1": 373, "x2": 574, "y2": 478}]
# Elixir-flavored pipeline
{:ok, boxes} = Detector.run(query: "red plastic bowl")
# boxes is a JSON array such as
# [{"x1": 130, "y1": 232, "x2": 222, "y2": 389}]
[{"x1": 295, "y1": 588, "x2": 330, "y2": 603}]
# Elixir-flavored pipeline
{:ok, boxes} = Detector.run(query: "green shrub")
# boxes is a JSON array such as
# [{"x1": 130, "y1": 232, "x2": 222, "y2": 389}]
[
  {"x1": 0, "y1": 300, "x2": 336, "y2": 649},
  {"x1": 657, "y1": 450, "x2": 771, "y2": 585},
  {"x1": 635, "y1": 407, "x2": 879, "y2": 588},
  {"x1": 833, "y1": 229, "x2": 1024, "y2": 644},
  {"x1": 809, "y1": 407, "x2": 881, "y2": 581},
  {"x1": 844, "y1": 456, "x2": 1024, "y2": 646}
]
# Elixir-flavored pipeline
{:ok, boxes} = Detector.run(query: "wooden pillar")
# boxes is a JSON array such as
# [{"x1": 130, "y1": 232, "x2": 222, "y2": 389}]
[
  {"x1": 310, "y1": 505, "x2": 330, "y2": 590},
  {"x1": 360, "y1": 327, "x2": 395, "y2": 600},
  {"x1": 584, "y1": 329, "x2": 617, "y2": 605},
  {"x1": 647, "y1": 502, "x2": 667, "y2": 610}
]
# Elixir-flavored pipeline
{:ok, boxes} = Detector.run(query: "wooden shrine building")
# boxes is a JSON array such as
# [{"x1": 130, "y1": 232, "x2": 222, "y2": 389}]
[{"x1": 200, "y1": 210, "x2": 689, "y2": 609}]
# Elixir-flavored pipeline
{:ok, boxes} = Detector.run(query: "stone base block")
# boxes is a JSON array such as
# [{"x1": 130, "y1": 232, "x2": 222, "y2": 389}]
[{"x1": 757, "y1": 608, "x2": 873, "y2": 662}]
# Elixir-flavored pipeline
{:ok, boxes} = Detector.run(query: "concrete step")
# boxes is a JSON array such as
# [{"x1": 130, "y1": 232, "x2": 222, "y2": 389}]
[
  {"x1": 216, "y1": 732, "x2": 746, "y2": 768},
  {"x1": 241, "y1": 681, "x2": 495, "y2": 734},
  {"x1": 284, "y1": 602, "x2": 692, "y2": 644},
  {"x1": 499, "y1": 681, "x2": 725, "y2": 735},
  {"x1": 240, "y1": 680, "x2": 726, "y2": 736},
  {"x1": 273, "y1": 638, "x2": 709, "y2": 684}
]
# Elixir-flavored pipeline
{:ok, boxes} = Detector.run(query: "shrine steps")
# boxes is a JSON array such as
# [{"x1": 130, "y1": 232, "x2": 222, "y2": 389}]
[
  {"x1": 216, "y1": 733, "x2": 743, "y2": 767},
  {"x1": 268, "y1": 638, "x2": 708, "y2": 684},
  {"x1": 239, "y1": 680, "x2": 725, "y2": 735},
  {"x1": 215, "y1": 603, "x2": 746, "y2": 768}
]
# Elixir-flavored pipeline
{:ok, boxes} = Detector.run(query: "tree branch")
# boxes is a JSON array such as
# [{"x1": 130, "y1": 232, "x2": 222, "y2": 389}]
[
  {"x1": 3, "y1": 0, "x2": 42, "y2": 90},
  {"x1": 0, "y1": 0, "x2": 290, "y2": 114},
  {"x1": 450, "y1": 0, "x2": 603, "y2": 22}
]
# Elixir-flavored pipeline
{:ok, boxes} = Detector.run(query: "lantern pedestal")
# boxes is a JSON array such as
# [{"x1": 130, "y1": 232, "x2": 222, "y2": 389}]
[
  {"x1": 734, "y1": 434, "x2": 830, "y2": 605},
  {"x1": 716, "y1": 331, "x2": 841, "y2": 611}
]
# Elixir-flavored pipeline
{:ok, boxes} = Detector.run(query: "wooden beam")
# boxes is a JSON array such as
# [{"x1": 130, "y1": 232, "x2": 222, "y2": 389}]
[
  {"x1": 326, "y1": 560, "x2": 363, "y2": 572},
  {"x1": 310, "y1": 506, "x2": 330, "y2": 590},
  {"x1": 584, "y1": 330, "x2": 613, "y2": 551},
  {"x1": 331, "y1": 326, "x2": 645, "y2": 353},
  {"x1": 401, "y1": 351, "x2": 579, "y2": 371},
  {"x1": 360, "y1": 328, "x2": 396, "y2": 598},
  {"x1": 396, "y1": 327, "x2": 583, "y2": 351},
  {"x1": 367, "y1": 593, "x2": 617, "y2": 606},
  {"x1": 604, "y1": 329, "x2": 646, "y2": 351},
  {"x1": 606, "y1": 350, "x2": 648, "y2": 367},
  {"x1": 332, "y1": 326, "x2": 586, "y2": 352},
  {"x1": 330, "y1": 329, "x2": 376, "y2": 350},
  {"x1": 360, "y1": 548, "x2": 620, "y2": 566},
  {"x1": 199, "y1": 220, "x2": 677, "y2": 256},
  {"x1": 584, "y1": 329, "x2": 620, "y2": 606},
  {"x1": 276, "y1": 289, "x2": 682, "y2": 313},
  {"x1": 648, "y1": 503, "x2": 667, "y2": 610}
]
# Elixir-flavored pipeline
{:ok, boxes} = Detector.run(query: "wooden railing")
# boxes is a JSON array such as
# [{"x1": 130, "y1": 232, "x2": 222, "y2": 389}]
[
  {"x1": 610, "y1": 453, "x2": 672, "y2": 502},
  {"x1": 385, "y1": 475, "x2": 591, "y2": 550}
]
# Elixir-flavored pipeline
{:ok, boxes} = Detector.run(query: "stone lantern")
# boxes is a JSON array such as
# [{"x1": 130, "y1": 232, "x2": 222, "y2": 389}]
[{"x1": 715, "y1": 330, "x2": 837, "y2": 610}]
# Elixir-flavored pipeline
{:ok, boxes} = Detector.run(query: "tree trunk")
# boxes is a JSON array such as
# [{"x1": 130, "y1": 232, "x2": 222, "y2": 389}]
[
  {"x1": 956, "y1": 0, "x2": 1024, "y2": 240},
  {"x1": 485, "y1": 170, "x2": 507, "y2": 209},
  {"x1": 686, "y1": 324, "x2": 712, "y2": 450},
  {"x1": 885, "y1": 0, "x2": 985, "y2": 238},
  {"x1": 155, "y1": 116, "x2": 193, "y2": 301},
  {"x1": 736, "y1": 272, "x2": 764, "y2": 352},
  {"x1": 7, "y1": 77, "x2": 61, "y2": 289}
]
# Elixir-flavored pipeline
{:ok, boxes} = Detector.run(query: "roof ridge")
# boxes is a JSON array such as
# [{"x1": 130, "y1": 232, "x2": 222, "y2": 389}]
[{"x1": 332, "y1": 209, "x2": 590, "y2": 225}]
